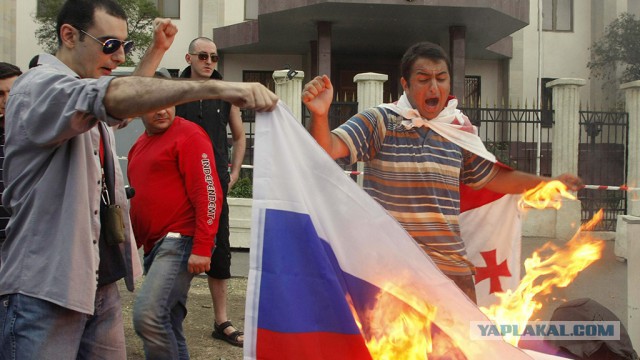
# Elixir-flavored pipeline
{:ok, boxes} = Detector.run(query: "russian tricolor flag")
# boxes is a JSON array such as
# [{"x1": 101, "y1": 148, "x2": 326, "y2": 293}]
[{"x1": 243, "y1": 102, "x2": 552, "y2": 359}]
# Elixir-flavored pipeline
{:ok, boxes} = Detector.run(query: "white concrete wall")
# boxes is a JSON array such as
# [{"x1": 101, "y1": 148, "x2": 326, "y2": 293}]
[
  {"x1": 514, "y1": 1, "x2": 592, "y2": 103},
  {"x1": 15, "y1": 0, "x2": 42, "y2": 70},
  {"x1": 223, "y1": 0, "x2": 244, "y2": 25},
  {"x1": 508, "y1": 31, "x2": 526, "y2": 107},
  {"x1": 466, "y1": 59, "x2": 503, "y2": 106},
  {"x1": 0, "y1": 0, "x2": 17, "y2": 64},
  {"x1": 511, "y1": 0, "x2": 640, "y2": 108}
]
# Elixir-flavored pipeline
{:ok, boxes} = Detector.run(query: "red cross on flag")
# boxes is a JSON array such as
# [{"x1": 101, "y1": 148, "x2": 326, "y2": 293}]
[{"x1": 460, "y1": 180, "x2": 523, "y2": 307}]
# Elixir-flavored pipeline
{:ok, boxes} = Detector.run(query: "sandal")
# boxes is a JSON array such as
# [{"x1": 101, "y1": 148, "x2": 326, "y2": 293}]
[{"x1": 212, "y1": 321, "x2": 244, "y2": 347}]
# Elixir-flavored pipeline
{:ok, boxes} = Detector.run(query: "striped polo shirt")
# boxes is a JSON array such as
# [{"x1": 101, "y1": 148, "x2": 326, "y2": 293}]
[{"x1": 333, "y1": 107, "x2": 498, "y2": 275}]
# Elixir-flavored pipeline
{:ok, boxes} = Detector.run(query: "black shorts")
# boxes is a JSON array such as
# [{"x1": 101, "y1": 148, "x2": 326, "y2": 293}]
[{"x1": 206, "y1": 187, "x2": 231, "y2": 279}]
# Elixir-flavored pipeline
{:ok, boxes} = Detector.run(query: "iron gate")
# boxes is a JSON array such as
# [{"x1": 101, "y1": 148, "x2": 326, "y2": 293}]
[{"x1": 578, "y1": 110, "x2": 629, "y2": 231}]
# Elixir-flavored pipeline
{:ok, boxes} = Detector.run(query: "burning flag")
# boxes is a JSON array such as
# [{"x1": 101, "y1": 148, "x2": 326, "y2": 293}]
[
  {"x1": 480, "y1": 181, "x2": 605, "y2": 346},
  {"x1": 243, "y1": 102, "x2": 542, "y2": 359}
]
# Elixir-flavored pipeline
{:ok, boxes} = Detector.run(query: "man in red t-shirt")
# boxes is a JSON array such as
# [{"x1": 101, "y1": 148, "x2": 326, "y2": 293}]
[{"x1": 128, "y1": 70, "x2": 223, "y2": 359}]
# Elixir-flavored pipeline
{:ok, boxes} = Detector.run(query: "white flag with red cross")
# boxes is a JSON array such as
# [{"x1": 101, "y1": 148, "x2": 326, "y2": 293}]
[{"x1": 460, "y1": 182, "x2": 522, "y2": 307}]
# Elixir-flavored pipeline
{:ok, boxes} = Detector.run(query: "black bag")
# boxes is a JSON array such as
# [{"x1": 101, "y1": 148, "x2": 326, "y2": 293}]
[
  {"x1": 99, "y1": 123, "x2": 125, "y2": 246},
  {"x1": 547, "y1": 298, "x2": 639, "y2": 360},
  {"x1": 103, "y1": 204, "x2": 125, "y2": 245}
]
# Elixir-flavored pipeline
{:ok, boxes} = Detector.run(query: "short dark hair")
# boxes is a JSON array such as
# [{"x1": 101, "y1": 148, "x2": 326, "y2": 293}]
[
  {"x1": 28, "y1": 55, "x2": 40, "y2": 69},
  {"x1": 188, "y1": 37, "x2": 214, "y2": 53},
  {"x1": 0, "y1": 62, "x2": 22, "y2": 80},
  {"x1": 400, "y1": 42, "x2": 452, "y2": 83},
  {"x1": 56, "y1": 0, "x2": 128, "y2": 47}
]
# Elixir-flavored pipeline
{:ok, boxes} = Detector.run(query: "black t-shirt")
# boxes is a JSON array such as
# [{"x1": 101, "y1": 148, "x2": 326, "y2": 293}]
[{"x1": 175, "y1": 68, "x2": 232, "y2": 185}]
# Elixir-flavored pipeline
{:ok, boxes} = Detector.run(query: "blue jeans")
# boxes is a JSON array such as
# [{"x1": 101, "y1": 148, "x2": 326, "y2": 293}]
[
  {"x1": 0, "y1": 282, "x2": 125, "y2": 360},
  {"x1": 133, "y1": 234, "x2": 196, "y2": 360}
]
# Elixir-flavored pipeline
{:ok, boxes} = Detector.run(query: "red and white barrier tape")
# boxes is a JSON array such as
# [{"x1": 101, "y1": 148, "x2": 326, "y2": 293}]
[
  {"x1": 241, "y1": 164, "x2": 362, "y2": 176},
  {"x1": 583, "y1": 185, "x2": 640, "y2": 191},
  {"x1": 241, "y1": 165, "x2": 639, "y2": 188}
]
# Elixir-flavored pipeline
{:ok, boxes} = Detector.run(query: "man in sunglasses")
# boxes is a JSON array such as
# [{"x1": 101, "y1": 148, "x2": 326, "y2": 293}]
[
  {"x1": 175, "y1": 37, "x2": 246, "y2": 348},
  {"x1": 0, "y1": 62, "x2": 22, "y2": 270},
  {"x1": 0, "y1": 0, "x2": 277, "y2": 359}
]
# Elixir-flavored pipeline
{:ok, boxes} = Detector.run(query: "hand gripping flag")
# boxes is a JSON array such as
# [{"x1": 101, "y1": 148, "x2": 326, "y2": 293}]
[{"x1": 244, "y1": 102, "x2": 546, "y2": 360}]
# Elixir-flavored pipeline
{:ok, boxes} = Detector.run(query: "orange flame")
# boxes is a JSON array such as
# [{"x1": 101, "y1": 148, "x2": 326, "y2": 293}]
[
  {"x1": 481, "y1": 180, "x2": 605, "y2": 345},
  {"x1": 363, "y1": 284, "x2": 437, "y2": 359},
  {"x1": 351, "y1": 180, "x2": 605, "y2": 355},
  {"x1": 355, "y1": 284, "x2": 474, "y2": 359},
  {"x1": 518, "y1": 180, "x2": 576, "y2": 210}
]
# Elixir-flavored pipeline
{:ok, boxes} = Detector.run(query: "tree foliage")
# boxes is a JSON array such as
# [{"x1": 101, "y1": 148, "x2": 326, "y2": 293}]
[
  {"x1": 228, "y1": 177, "x2": 253, "y2": 199},
  {"x1": 588, "y1": 12, "x2": 640, "y2": 83},
  {"x1": 34, "y1": 0, "x2": 159, "y2": 67}
]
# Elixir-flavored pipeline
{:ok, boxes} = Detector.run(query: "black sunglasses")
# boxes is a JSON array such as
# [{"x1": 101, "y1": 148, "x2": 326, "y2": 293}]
[
  {"x1": 79, "y1": 29, "x2": 134, "y2": 55},
  {"x1": 190, "y1": 52, "x2": 220, "y2": 62}
]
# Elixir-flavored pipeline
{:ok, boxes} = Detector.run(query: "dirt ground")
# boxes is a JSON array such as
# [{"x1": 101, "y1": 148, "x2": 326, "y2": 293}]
[
  {"x1": 115, "y1": 237, "x2": 627, "y2": 359},
  {"x1": 119, "y1": 275, "x2": 247, "y2": 360}
]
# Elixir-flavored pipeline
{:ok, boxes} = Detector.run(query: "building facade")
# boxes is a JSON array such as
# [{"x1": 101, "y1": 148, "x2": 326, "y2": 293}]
[{"x1": 2, "y1": 0, "x2": 640, "y2": 108}]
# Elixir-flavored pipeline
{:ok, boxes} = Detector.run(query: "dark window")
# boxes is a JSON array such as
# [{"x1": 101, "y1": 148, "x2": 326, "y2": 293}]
[
  {"x1": 541, "y1": 77, "x2": 556, "y2": 127},
  {"x1": 464, "y1": 76, "x2": 481, "y2": 107},
  {"x1": 464, "y1": 76, "x2": 481, "y2": 126},
  {"x1": 167, "y1": 69, "x2": 180, "y2": 78},
  {"x1": 36, "y1": 0, "x2": 44, "y2": 16},
  {"x1": 245, "y1": 0, "x2": 258, "y2": 20},
  {"x1": 36, "y1": 0, "x2": 60, "y2": 17},
  {"x1": 153, "y1": 0, "x2": 180, "y2": 19},
  {"x1": 242, "y1": 71, "x2": 276, "y2": 92},
  {"x1": 241, "y1": 71, "x2": 276, "y2": 166},
  {"x1": 542, "y1": 0, "x2": 573, "y2": 32}
]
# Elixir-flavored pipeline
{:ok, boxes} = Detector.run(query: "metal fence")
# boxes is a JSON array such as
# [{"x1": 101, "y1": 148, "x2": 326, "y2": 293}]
[
  {"x1": 241, "y1": 104, "x2": 629, "y2": 230},
  {"x1": 577, "y1": 110, "x2": 629, "y2": 231},
  {"x1": 460, "y1": 106, "x2": 553, "y2": 177},
  {"x1": 240, "y1": 102, "x2": 359, "y2": 165},
  {"x1": 239, "y1": 109, "x2": 256, "y2": 168}
]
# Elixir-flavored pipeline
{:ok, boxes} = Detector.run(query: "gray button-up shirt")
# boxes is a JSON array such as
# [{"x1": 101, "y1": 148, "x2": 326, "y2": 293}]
[{"x1": 0, "y1": 54, "x2": 141, "y2": 315}]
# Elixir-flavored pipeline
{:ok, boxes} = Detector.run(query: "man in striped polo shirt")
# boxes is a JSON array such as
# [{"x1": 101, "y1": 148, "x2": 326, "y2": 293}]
[{"x1": 302, "y1": 41, "x2": 582, "y2": 302}]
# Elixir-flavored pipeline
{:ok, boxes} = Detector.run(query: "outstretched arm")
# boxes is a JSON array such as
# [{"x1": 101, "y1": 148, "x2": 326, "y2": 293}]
[
  {"x1": 302, "y1": 75, "x2": 350, "y2": 159},
  {"x1": 484, "y1": 167, "x2": 584, "y2": 194},
  {"x1": 104, "y1": 77, "x2": 278, "y2": 119},
  {"x1": 133, "y1": 18, "x2": 178, "y2": 77}
]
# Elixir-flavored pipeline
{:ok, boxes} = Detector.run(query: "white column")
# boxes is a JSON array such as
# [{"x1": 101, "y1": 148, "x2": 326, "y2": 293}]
[
  {"x1": 615, "y1": 81, "x2": 640, "y2": 260},
  {"x1": 621, "y1": 80, "x2": 640, "y2": 216},
  {"x1": 0, "y1": 0, "x2": 17, "y2": 63},
  {"x1": 273, "y1": 69, "x2": 305, "y2": 122},
  {"x1": 625, "y1": 216, "x2": 640, "y2": 347},
  {"x1": 353, "y1": 73, "x2": 388, "y2": 186},
  {"x1": 354, "y1": 72, "x2": 388, "y2": 111},
  {"x1": 547, "y1": 78, "x2": 585, "y2": 176},
  {"x1": 546, "y1": 78, "x2": 585, "y2": 240}
]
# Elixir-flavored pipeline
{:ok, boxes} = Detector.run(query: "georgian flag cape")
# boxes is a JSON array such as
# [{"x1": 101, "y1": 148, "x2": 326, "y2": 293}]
[
  {"x1": 382, "y1": 93, "x2": 522, "y2": 307},
  {"x1": 241, "y1": 102, "x2": 551, "y2": 359}
]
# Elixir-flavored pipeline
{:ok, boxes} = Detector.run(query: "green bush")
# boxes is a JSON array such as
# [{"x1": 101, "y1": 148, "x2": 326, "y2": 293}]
[{"x1": 228, "y1": 177, "x2": 252, "y2": 198}]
